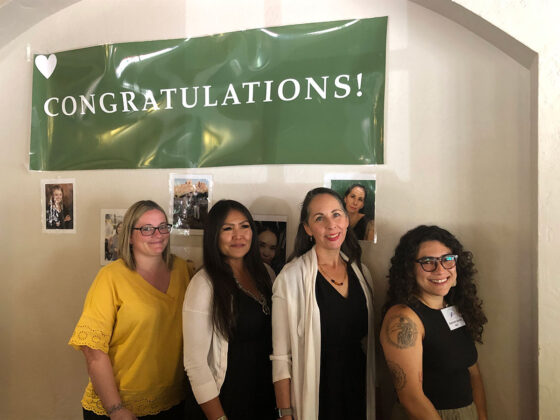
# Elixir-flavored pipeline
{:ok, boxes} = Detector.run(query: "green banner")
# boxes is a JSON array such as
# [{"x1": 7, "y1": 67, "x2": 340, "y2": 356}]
[{"x1": 30, "y1": 17, "x2": 387, "y2": 170}]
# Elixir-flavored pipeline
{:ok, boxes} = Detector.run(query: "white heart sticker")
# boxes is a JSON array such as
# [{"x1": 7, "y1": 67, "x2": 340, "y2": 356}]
[{"x1": 35, "y1": 54, "x2": 57, "y2": 79}]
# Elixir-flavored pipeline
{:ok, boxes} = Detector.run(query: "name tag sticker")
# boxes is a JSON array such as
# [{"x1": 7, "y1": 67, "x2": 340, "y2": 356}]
[{"x1": 441, "y1": 305, "x2": 466, "y2": 331}]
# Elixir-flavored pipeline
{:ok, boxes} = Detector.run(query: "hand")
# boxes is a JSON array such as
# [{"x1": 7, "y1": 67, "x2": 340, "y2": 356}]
[
  {"x1": 64, "y1": 215, "x2": 72, "y2": 222},
  {"x1": 109, "y1": 407, "x2": 137, "y2": 420}
]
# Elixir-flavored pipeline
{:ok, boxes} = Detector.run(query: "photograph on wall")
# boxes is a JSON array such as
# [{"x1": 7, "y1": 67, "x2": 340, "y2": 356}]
[
  {"x1": 100, "y1": 209, "x2": 126, "y2": 265},
  {"x1": 170, "y1": 174, "x2": 212, "y2": 235},
  {"x1": 253, "y1": 214, "x2": 288, "y2": 274},
  {"x1": 324, "y1": 173, "x2": 376, "y2": 242},
  {"x1": 41, "y1": 179, "x2": 75, "y2": 233}
]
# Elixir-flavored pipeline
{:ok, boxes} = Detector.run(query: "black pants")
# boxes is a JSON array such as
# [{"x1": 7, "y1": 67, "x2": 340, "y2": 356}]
[{"x1": 83, "y1": 402, "x2": 184, "y2": 420}]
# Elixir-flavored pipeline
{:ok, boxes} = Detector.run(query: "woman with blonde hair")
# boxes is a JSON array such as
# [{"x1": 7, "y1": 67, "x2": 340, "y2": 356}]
[{"x1": 69, "y1": 200, "x2": 192, "y2": 419}]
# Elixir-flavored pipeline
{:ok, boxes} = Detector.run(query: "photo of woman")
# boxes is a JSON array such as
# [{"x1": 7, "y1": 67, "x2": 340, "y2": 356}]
[
  {"x1": 254, "y1": 216, "x2": 287, "y2": 274},
  {"x1": 325, "y1": 175, "x2": 376, "y2": 242},
  {"x1": 42, "y1": 180, "x2": 75, "y2": 232}
]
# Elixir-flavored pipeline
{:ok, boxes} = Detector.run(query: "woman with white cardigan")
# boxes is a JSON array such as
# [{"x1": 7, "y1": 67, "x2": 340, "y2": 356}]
[
  {"x1": 271, "y1": 187, "x2": 376, "y2": 420},
  {"x1": 183, "y1": 200, "x2": 276, "y2": 420}
]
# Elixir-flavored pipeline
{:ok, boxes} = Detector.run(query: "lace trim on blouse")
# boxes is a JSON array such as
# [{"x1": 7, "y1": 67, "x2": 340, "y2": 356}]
[
  {"x1": 81, "y1": 382, "x2": 185, "y2": 416},
  {"x1": 68, "y1": 324, "x2": 111, "y2": 353}
]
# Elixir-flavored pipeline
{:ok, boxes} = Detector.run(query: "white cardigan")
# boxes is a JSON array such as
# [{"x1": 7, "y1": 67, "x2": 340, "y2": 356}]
[
  {"x1": 271, "y1": 247, "x2": 376, "y2": 420},
  {"x1": 182, "y1": 266, "x2": 275, "y2": 404}
]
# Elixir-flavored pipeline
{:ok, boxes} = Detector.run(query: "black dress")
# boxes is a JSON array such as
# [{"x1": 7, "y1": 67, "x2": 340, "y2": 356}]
[
  {"x1": 316, "y1": 267, "x2": 368, "y2": 420},
  {"x1": 184, "y1": 289, "x2": 275, "y2": 420}
]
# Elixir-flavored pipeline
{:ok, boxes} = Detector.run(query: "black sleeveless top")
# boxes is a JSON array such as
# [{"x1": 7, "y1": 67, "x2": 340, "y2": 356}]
[{"x1": 409, "y1": 300, "x2": 477, "y2": 410}]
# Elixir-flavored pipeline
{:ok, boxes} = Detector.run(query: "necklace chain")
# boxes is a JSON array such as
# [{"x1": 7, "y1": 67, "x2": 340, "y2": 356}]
[{"x1": 233, "y1": 277, "x2": 270, "y2": 315}]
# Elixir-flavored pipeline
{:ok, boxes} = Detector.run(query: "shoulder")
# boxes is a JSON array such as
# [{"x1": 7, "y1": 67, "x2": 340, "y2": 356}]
[
  {"x1": 272, "y1": 256, "x2": 311, "y2": 298},
  {"x1": 381, "y1": 304, "x2": 424, "y2": 348},
  {"x1": 95, "y1": 259, "x2": 133, "y2": 283},
  {"x1": 171, "y1": 256, "x2": 190, "y2": 275},
  {"x1": 186, "y1": 268, "x2": 213, "y2": 295},
  {"x1": 183, "y1": 269, "x2": 214, "y2": 313}
]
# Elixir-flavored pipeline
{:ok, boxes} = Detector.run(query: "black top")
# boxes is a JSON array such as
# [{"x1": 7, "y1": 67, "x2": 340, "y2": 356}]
[
  {"x1": 219, "y1": 288, "x2": 275, "y2": 420},
  {"x1": 184, "y1": 288, "x2": 275, "y2": 420},
  {"x1": 409, "y1": 300, "x2": 478, "y2": 410},
  {"x1": 352, "y1": 215, "x2": 371, "y2": 241},
  {"x1": 46, "y1": 204, "x2": 73, "y2": 229},
  {"x1": 316, "y1": 266, "x2": 368, "y2": 420}
]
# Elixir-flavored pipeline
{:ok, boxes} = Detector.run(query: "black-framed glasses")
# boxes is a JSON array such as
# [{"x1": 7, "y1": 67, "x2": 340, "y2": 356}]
[
  {"x1": 132, "y1": 223, "x2": 172, "y2": 236},
  {"x1": 415, "y1": 254, "x2": 458, "y2": 272}
]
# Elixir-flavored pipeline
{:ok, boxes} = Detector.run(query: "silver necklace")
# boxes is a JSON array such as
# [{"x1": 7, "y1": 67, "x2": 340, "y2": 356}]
[{"x1": 233, "y1": 277, "x2": 270, "y2": 315}]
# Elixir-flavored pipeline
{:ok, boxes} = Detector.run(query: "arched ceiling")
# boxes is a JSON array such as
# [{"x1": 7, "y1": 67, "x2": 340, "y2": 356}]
[{"x1": 0, "y1": 0, "x2": 81, "y2": 49}]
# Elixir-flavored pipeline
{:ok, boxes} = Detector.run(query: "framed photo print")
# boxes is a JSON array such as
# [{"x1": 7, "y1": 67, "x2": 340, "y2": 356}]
[
  {"x1": 253, "y1": 214, "x2": 288, "y2": 274},
  {"x1": 41, "y1": 179, "x2": 75, "y2": 233},
  {"x1": 170, "y1": 174, "x2": 212, "y2": 235},
  {"x1": 324, "y1": 173, "x2": 376, "y2": 242},
  {"x1": 100, "y1": 209, "x2": 126, "y2": 265}
]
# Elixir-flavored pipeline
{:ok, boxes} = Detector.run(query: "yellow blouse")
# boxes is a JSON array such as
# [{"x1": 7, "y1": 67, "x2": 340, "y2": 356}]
[{"x1": 69, "y1": 257, "x2": 192, "y2": 416}]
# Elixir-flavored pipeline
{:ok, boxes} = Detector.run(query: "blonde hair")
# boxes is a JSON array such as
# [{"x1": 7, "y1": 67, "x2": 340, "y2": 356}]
[{"x1": 118, "y1": 200, "x2": 173, "y2": 271}]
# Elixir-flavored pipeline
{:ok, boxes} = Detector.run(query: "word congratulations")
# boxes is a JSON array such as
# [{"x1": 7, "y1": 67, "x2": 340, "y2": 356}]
[{"x1": 43, "y1": 74, "x2": 364, "y2": 117}]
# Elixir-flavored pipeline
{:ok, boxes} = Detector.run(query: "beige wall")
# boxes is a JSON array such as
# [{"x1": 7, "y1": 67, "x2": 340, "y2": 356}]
[{"x1": 0, "y1": 0, "x2": 554, "y2": 418}]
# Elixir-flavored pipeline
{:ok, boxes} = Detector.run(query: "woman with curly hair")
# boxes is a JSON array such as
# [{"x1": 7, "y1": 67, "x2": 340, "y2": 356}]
[{"x1": 380, "y1": 225, "x2": 487, "y2": 420}]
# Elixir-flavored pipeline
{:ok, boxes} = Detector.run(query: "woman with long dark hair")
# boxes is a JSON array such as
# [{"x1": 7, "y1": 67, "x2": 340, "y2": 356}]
[
  {"x1": 182, "y1": 200, "x2": 276, "y2": 420},
  {"x1": 69, "y1": 200, "x2": 192, "y2": 419},
  {"x1": 381, "y1": 225, "x2": 488, "y2": 420},
  {"x1": 271, "y1": 187, "x2": 376, "y2": 420},
  {"x1": 343, "y1": 183, "x2": 374, "y2": 241}
]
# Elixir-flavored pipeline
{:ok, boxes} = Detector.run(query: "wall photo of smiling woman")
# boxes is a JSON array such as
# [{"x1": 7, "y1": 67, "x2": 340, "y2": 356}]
[
  {"x1": 325, "y1": 174, "x2": 376, "y2": 243},
  {"x1": 41, "y1": 179, "x2": 75, "y2": 233}
]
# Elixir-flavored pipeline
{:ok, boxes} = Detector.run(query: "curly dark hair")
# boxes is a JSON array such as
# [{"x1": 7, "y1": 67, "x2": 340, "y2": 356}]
[{"x1": 383, "y1": 225, "x2": 487, "y2": 343}]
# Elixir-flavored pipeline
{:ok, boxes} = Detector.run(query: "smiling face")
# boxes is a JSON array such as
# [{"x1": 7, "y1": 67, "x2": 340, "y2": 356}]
[
  {"x1": 414, "y1": 240, "x2": 457, "y2": 305},
  {"x1": 130, "y1": 209, "x2": 169, "y2": 259},
  {"x1": 219, "y1": 209, "x2": 253, "y2": 262},
  {"x1": 258, "y1": 230, "x2": 278, "y2": 264},
  {"x1": 52, "y1": 188, "x2": 63, "y2": 205},
  {"x1": 344, "y1": 186, "x2": 366, "y2": 215},
  {"x1": 303, "y1": 193, "x2": 349, "y2": 252}
]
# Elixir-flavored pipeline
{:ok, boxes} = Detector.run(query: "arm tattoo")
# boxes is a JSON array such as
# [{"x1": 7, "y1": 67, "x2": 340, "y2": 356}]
[
  {"x1": 387, "y1": 360, "x2": 406, "y2": 391},
  {"x1": 385, "y1": 315, "x2": 418, "y2": 348}
]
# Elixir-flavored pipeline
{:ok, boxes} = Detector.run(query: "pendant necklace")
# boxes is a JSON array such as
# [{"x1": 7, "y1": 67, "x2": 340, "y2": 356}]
[
  {"x1": 318, "y1": 260, "x2": 347, "y2": 286},
  {"x1": 233, "y1": 276, "x2": 270, "y2": 315}
]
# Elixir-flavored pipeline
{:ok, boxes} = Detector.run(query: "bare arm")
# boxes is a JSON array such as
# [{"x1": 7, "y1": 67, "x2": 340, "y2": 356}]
[
  {"x1": 273, "y1": 378, "x2": 293, "y2": 419},
  {"x1": 198, "y1": 397, "x2": 226, "y2": 420},
  {"x1": 468, "y1": 362, "x2": 488, "y2": 420},
  {"x1": 80, "y1": 346, "x2": 137, "y2": 420},
  {"x1": 380, "y1": 305, "x2": 441, "y2": 420}
]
